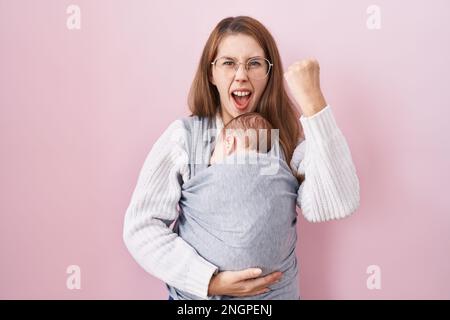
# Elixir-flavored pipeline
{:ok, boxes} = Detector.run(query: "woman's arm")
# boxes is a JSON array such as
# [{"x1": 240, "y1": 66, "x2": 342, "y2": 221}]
[
  {"x1": 284, "y1": 59, "x2": 360, "y2": 222},
  {"x1": 122, "y1": 120, "x2": 218, "y2": 299},
  {"x1": 291, "y1": 105, "x2": 360, "y2": 222}
]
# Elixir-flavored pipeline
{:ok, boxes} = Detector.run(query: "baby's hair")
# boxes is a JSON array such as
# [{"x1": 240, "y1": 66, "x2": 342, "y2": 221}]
[
  {"x1": 221, "y1": 112, "x2": 305, "y2": 183},
  {"x1": 221, "y1": 112, "x2": 274, "y2": 153}
]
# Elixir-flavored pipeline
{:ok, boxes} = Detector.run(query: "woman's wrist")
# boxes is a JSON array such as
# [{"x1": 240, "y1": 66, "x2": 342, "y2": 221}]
[
  {"x1": 300, "y1": 92, "x2": 327, "y2": 117},
  {"x1": 207, "y1": 273, "x2": 218, "y2": 296}
]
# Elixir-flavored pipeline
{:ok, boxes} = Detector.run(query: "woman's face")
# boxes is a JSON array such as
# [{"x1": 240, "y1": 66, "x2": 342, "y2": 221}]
[{"x1": 210, "y1": 34, "x2": 269, "y2": 125}]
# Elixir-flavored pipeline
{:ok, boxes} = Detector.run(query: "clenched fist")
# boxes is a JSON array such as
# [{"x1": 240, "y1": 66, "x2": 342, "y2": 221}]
[{"x1": 284, "y1": 59, "x2": 327, "y2": 117}]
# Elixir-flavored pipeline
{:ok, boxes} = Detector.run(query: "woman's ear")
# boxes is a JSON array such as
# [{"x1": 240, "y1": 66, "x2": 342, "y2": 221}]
[
  {"x1": 209, "y1": 71, "x2": 216, "y2": 86},
  {"x1": 209, "y1": 77, "x2": 216, "y2": 86}
]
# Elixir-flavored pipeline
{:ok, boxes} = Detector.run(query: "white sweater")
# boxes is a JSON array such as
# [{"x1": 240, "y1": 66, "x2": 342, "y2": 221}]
[{"x1": 122, "y1": 105, "x2": 360, "y2": 299}]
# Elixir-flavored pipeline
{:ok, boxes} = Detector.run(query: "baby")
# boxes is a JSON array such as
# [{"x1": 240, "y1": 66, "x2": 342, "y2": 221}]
[
  {"x1": 169, "y1": 112, "x2": 301, "y2": 300},
  {"x1": 210, "y1": 112, "x2": 274, "y2": 166}
]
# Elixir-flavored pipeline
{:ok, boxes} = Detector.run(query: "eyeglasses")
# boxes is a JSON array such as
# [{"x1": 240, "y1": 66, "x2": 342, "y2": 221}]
[{"x1": 211, "y1": 57, "x2": 273, "y2": 80}]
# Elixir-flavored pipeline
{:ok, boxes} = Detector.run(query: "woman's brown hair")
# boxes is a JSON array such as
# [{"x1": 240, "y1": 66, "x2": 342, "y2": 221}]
[{"x1": 188, "y1": 16, "x2": 304, "y2": 181}]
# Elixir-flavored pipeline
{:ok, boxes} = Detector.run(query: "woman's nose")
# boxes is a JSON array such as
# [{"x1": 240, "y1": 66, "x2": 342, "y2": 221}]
[{"x1": 234, "y1": 64, "x2": 249, "y2": 81}]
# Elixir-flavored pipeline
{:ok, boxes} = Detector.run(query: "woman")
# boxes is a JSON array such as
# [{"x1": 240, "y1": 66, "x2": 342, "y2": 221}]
[{"x1": 122, "y1": 16, "x2": 360, "y2": 300}]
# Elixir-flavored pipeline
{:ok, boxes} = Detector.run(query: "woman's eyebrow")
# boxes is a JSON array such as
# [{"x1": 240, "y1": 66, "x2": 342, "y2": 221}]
[{"x1": 220, "y1": 55, "x2": 264, "y2": 60}]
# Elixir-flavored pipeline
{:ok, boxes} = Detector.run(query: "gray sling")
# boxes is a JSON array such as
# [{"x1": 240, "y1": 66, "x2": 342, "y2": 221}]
[{"x1": 167, "y1": 115, "x2": 300, "y2": 300}]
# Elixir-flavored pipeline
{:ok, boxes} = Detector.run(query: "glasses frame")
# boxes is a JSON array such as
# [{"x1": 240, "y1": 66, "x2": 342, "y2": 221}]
[{"x1": 211, "y1": 56, "x2": 273, "y2": 80}]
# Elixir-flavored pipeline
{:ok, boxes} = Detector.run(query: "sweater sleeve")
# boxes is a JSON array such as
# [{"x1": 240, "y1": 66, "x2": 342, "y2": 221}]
[
  {"x1": 122, "y1": 119, "x2": 218, "y2": 299},
  {"x1": 290, "y1": 105, "x2": 360, "y2": 222}
]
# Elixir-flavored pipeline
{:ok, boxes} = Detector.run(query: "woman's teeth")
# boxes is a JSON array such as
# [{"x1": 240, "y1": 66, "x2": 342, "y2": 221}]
[{"x1": 232, "y1": 91, "x2": 251, "y2": 97}]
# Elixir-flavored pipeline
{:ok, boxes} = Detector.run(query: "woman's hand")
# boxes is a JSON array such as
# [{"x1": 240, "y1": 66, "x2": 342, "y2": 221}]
[
  {"x1": 284, "y1": 58, "x2": 327, "y2": 117},
  {"x1": 207, "y1": 268, "x2": 283, "y2": 297}
]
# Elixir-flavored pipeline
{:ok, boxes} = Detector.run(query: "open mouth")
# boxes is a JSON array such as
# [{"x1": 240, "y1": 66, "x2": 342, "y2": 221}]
[{"x1": 231, "y1": 90, "x2": 252, "y2": 110}]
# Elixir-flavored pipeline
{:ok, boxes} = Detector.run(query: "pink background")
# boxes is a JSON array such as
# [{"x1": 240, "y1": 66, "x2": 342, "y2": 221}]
[{"x1": 1, "y1": 0, "x2": 449, "y2": 299}]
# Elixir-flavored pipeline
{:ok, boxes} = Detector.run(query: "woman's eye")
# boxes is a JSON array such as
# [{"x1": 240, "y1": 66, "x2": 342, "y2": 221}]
[
  {"x1": 249, "y1": 60, "x2": 261, "y2": 67},
  {"x1": 223, "y1": 61, "x2": 234, "y2": 66}
]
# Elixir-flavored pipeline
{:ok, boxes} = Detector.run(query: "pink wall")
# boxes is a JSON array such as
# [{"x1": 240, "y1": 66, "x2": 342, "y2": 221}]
[{"x1": 1, "y1": 0, "x2": 449, "y2": 299}]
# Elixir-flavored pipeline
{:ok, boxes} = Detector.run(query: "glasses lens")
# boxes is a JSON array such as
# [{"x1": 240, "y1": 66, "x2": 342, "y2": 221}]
[
  {"x1": 214, "y1": 57, "x2": 271, "y2": 80},
  {"x1": 247, "y1": 58, "x2": 270, "y2": 80},
  {"x1": 215, "y1": 57, "x2": 236, "y2": 76}
]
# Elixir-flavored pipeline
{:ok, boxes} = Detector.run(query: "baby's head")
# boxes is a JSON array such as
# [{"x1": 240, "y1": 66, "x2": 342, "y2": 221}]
[{"x1": 210, "y1": 112, "x2": 273, "y2": 165}]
